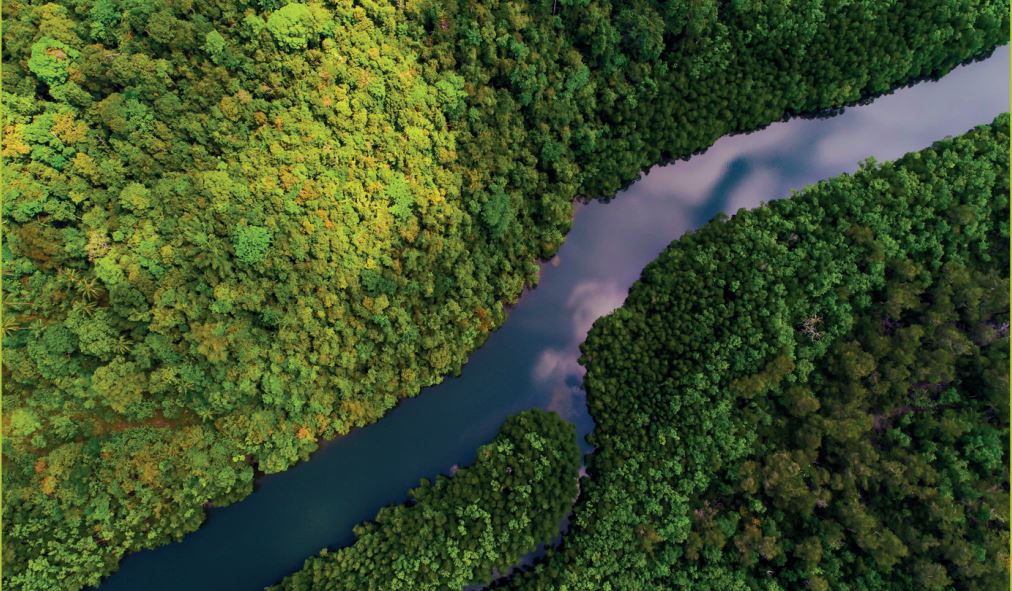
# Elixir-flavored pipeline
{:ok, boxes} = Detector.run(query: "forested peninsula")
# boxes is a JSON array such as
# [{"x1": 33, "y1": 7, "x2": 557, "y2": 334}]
[{"x1": 2, "y1": 0, "x2": 1008, "y2": 588}]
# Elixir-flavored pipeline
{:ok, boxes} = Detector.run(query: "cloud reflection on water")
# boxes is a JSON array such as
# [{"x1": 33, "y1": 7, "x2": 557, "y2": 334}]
[
  {"x1": 633, "y1": 118, "x2": 799, "y2": 206},
  {"x1": 530, "y1": 46, "x2": 1010, "y2": 428},
  {"x1": 725, "y1": 165, "x2": 780, "y2": 215},
  {"x1": 533, "y1": 279, "x2": 627, "y2": 420},
  {"x1": 97, "y1": 46, "x2": 1010, "y2": 591}
]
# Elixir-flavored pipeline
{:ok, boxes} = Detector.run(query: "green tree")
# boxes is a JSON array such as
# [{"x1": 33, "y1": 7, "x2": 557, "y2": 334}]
[{"x1": 27, "y1": 37, "x2": 77, "y2": 85}]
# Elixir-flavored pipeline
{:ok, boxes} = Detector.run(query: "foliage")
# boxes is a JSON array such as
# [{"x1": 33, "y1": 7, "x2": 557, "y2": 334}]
[
  {"x1": 271, "y1": 410, "x2": 580, "y2": 591},
  {"x1": 503, "y1": 116, "x2": 1010, "y2": 590},
  {"x1": 266, "y1": 3, "x2": 331, "y2": 51},
  {"x1": 27, "y1": 37, "x2": 78, "y2": 85},
  {"x1": 232, "y1": 225, "x2": 272, "y2": 265},
  {"x1": 1, "y1": 0, "x2": 1007, "y2": 586}
]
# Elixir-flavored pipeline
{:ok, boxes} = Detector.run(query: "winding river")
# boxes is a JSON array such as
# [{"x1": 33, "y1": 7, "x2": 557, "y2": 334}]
[{"x1": 98, "y1": 47, "x2": 1010, "y2": 591}]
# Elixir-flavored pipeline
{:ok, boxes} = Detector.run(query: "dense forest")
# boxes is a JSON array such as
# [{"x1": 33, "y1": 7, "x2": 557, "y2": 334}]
[
  {"x1": 2, "y1": 0, "x2": 1008, "y2": 587},
  {"x1": 272, "y1": 410, "x2": 579, "y2": 590},
  {"x1": 500, "y1": 116, "x2": 1010, "y2": 590}
]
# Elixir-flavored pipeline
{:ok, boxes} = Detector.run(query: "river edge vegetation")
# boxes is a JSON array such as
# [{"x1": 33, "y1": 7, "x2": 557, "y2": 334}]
[
  {"x1": 273, "y1": 116, "x2": 1010, "y2": 591},
  {"x1": 271, "y1": 410, "x2": 579, "y2": 591},
  {"x1": 2, "y1": 0, "x2": 1008, "y2": 587},
  {"x1": 497, "y1": 115, "x2": 1009, "y2": 590}
]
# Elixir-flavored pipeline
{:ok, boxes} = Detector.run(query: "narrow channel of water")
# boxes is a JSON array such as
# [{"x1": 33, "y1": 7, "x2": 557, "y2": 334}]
[{"x1": 98, "y1": 47, "x2": 1010, "y2": 591}]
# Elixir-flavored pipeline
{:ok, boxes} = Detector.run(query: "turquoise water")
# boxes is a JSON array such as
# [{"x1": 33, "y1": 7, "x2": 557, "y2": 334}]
[{"x1": 97, "y1": 47, "x2": 1010, "y2": 591}]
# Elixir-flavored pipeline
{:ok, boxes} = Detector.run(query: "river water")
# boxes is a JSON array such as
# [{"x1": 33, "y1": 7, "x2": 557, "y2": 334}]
[{"x1": 98, "y1": 47, "x2": 1010, "y2": 591}]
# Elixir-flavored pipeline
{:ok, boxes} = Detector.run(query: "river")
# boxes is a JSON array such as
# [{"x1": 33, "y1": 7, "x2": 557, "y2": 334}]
[{"x1": 97, "y1": 46, "x2": 1010, "y2": 591}]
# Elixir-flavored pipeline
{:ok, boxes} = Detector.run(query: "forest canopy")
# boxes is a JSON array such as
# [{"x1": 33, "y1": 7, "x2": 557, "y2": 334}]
[
  {"x1": 272, "y1": 410, "x2": 580, "y2": 591},
  {"x1": 502, "y1": 115, "x2": 1010, "y2": 590},
  {"x1": 2, "y1": 0, "x2": 1008, "y2": 587}
]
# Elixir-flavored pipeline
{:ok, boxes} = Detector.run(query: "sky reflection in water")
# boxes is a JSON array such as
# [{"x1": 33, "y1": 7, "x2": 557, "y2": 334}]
[
  {"x1": 98, "y1": 47, "x2": 1009, "y2": 591},
  {"x1": 532, "y1": 48, "x2": 1011, "y2": 425}
]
